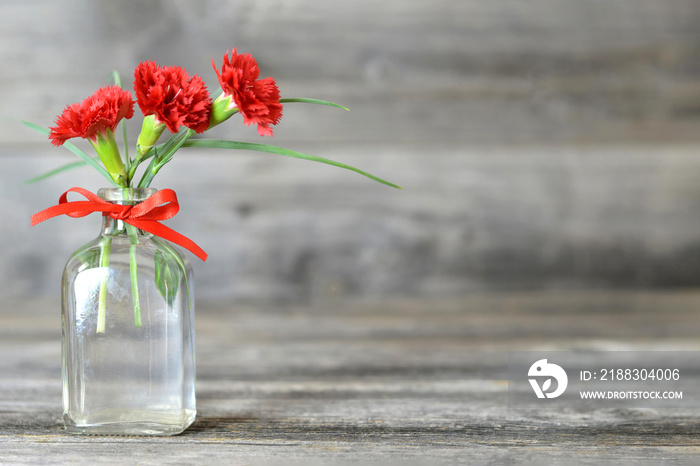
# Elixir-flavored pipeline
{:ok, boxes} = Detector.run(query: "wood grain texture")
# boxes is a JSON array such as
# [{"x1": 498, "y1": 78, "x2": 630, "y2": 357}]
[
  {"x1": 2, "y1": 0, "x2": 700, "y2": 145},
  {"x1": 3, "y1": 1, "x2": 700, "y2": 302},
  {"x1": 6, "y1": 144, "x2": 700, "y2": 303},
  {"x1": 2, "y1": 292, "x2": 700, "y2": 463}
]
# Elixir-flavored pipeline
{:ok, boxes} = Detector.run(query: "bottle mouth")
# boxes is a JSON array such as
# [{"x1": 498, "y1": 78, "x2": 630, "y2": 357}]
[{"x1": 97, "y1": 188, "x2": 158, "y2": 203}]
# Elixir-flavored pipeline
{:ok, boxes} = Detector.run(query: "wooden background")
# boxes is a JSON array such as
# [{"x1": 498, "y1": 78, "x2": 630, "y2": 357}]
[
  {"x1": 3, "y1": 2, "x2": 700, "y2": 462},
  {"x1": 1, "y1": 0, "x2": 700, "y2": 304}
]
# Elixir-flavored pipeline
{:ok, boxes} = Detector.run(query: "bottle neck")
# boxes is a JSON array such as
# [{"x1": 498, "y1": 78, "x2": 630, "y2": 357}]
[
  {"x1": 101, "y1": 216, "x2": 142, "y2": 237},
  {"x1": 97, "y1": 188, "x2": 158, "y2": 237}
]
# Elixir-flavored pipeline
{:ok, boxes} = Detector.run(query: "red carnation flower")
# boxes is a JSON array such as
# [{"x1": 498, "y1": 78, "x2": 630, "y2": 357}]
[
  {"x1": 49, "y1": 86, "x2": 134, "y2": 146},
  {"x1": 134, "y1": 61, "x2": 211, "y2": 134},
  {"x1": 213, "y1": 49, "x2": 283, "y2": 137}
]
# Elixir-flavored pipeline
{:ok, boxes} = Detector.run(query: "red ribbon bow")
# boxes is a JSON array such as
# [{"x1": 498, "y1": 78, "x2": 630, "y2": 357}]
[{"x1": 31, "y1": 187, "x2": 208, "y2": 261}]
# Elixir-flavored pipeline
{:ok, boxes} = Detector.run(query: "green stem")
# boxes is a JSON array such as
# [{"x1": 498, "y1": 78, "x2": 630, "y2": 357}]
[
  {"x1": 127, "y1": 152, "x2": 145, "y2": 184},
  {"x1": 97, "y1": 236, "x2": 112, "y2": 334},
  {"x1": 137, "y1": 158, "x2": 159, "y2": 189},
  {"x1": 125, "y1": 224, "x2": 142, "y2": 327},
  {"x1": 110, "y1": 70, "x2": 132, "y2": 185},
  {"x1": 137, "y1": 128, "x2": 194, "y2": 188},
  {"x1": 122, "y1": 123, "x2": 131, "y2": 183}
]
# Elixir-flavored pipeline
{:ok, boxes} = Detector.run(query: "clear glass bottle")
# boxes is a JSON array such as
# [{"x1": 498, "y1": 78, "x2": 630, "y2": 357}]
[{"x1": 61, "y1": 188, "x2": 196, "y2": 435}]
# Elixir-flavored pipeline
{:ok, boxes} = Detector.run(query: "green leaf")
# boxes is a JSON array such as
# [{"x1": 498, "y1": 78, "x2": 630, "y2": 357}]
[
  {"x1": 154, "y1": 248, "x2": 181, "y2": 308},
  {"x1": 21, "y1": 121, "x2": 120, "y2": 187},
  {"x1": 109, "y1": 70, "x2": 122, "y2": 88},
  {"x1": 74, "y1": 244, "x2": 101, "y2": 270},
  {"x1": 156, "y1": 239, "x2": 192, "y2": 309},
  {"x1": 137, "y1": 128, "x2": 194, "y2": 188},
  {"x1": 182, "y1": 139, "x2": 402, "y2": 189},
  {"x1": 157, "y1": 128, "x2": 192, "y2": 167},
  {"x1": 25, "y1": 159, "x2": 91, "y2": 184},
  {"x1": 109, "y1": 70, "x2": 131, "y2": 169},
  {"x1": 279, "y1": 98, "x2": 349, "y2": 111}
]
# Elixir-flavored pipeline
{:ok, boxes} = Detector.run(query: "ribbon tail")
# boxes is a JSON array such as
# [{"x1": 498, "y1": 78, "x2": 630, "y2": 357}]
[
  {"x1": 31, "y1": 201, "x2": 106, "y2": 226},
  {"x1": 126, "y1": 219, "x2": 208, "y2": 262},
  {"x1": 31, "y1": 205, "x2": 65, "y2": 226}
]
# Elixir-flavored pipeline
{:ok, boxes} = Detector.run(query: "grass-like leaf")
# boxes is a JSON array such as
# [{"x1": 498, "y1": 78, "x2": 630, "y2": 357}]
[
  {"x1": 153, "y1": 238, "x2": 192, "y2": 309},
  {"x1": 109, "y1": 70, "x2": 130, "y2": 166},
  {"x1": 155, "y1": 248, "x2": 181, "y2": 308},
  {"x1": 183, "y1": 139, "x2": 401, "y2": 189},
  {"x1": 280, "y1": 98, "x2": 349, "y2": 111},
  {"x1": 21, "y1": 121, "x2": 119, "y2": 187},
  {"x1": 25, "y1": 159, "x2": 91, "y2": 184},
  {"x1": 109, "y1": 70, "x2": 122, "y2": 87},
  {"x1": 138, "y1": 128, "x2": 195, "y2": 188}
]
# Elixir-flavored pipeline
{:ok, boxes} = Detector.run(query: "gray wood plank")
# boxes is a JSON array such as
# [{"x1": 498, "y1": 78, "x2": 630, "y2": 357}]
[
  {"x1": 2, "y1": 292, "x2": 700, "y2": 463},
  {"x1": 4, "y1": 1, "x2": 700, "y2": 304},
  {"x1": 2, "y1": 0, "x2": 700, "y2": 145},
  {"x1": 7, "y1": 144, "x2": 700, "y2": 302}
]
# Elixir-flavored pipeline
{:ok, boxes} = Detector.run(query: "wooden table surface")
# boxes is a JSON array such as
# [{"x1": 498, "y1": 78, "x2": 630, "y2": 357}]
[{"x1": 2, "y1": 291, "x2": 700, "y2": 464}]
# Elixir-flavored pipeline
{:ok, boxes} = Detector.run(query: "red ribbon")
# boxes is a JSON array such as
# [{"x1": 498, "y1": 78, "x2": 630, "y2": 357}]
[{"x1": 31, "y1": 187, "x2": 208, "y2": 261}]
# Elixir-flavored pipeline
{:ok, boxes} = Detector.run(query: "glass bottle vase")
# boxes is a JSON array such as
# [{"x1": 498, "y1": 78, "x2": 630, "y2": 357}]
[{"x1": 61, "y1": 188, "x2": 196, "y2": 435}]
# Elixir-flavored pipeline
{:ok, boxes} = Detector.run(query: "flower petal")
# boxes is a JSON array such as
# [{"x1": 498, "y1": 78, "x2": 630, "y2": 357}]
[
  {"x1": 134, "y1": 61, "x2": 212, "y2": 133},
  {"x1": 49, "y1": 86, "x2": 134, "y2": 145},
  {"x1": 213, "y1": 49, "x2": 283, "y2": 136}
]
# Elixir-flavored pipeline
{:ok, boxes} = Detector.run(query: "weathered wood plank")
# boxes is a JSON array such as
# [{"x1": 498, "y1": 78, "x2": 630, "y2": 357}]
[
  {"x1": 4, "y1": 0, "x2": 700, "y2": 303},
  {"x1": 1, "y1": 292, "x2": 700, "y2": 463},
  {"x1": 2, "y1": 0, "x2": 700, "y2": 145},
  {"x1": 7, "y1": 144, "x2": 700, "y2": 302}
]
